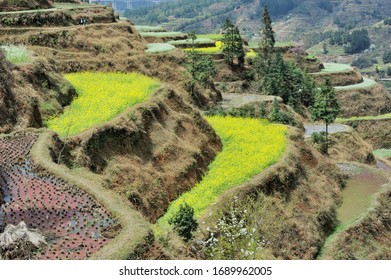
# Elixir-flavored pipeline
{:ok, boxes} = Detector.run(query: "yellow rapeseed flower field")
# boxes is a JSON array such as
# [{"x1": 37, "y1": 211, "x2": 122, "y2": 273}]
[
  {"x1": 47, "y1": 72, "x2": 160, "y2": 136},
  {"x1": 184, "y1": 41, "x2": 223, "y2": 54},
  {"x1": 157, "y1": 116, "x2": 287, "y2": 229}
]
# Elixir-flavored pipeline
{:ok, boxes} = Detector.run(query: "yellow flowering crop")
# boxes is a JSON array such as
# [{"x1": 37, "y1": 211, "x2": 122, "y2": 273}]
[
  {"x1": 184, "y1": 41, "x2": 224, "y2": 54},
  {"x1": 157, "y1": 116, "x2": 287, "y2": 229},
  {"x1": 47, "y1": 72, "x2": 160, "y2": 136}
]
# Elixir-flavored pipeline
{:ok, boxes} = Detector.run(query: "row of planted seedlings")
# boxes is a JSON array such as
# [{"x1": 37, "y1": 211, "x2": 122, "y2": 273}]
[{"x1": 0, "y1": 135, "x2": 119, "y2": 260}]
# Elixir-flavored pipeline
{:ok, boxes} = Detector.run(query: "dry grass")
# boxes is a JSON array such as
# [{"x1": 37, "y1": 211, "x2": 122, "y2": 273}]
[
  {"x1": 327, "y1": 131, "x2": 375, "y2": 164},
  {"x1": 310, "y1": 67, "x2": 363, "y2": 86},
  {"x1": 339, "y1": 118, "x2": 391, "y2": 149},
  {"x1": 335, "y1": 84, "x2": 391, "y2": 118}
]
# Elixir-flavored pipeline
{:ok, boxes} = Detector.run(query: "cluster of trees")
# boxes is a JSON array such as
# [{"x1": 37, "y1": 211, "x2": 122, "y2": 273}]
[
  {"x1": 255, "y1": 5, "x2": 339, "y2": 155},
  {"x1": 253, "y1": 6, "x2": 316, "y2": 113},
  {"x1": 329, "y1": 29, "x2": 370, "y2": 54},
  {"x1": 351, "y1": 56, "x2": 377, "y2": 69}
]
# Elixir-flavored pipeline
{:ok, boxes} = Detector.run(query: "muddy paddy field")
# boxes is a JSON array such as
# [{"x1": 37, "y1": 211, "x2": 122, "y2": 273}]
[{"x1": 0, "y1": 134, "x2": 118, "y2": 260}]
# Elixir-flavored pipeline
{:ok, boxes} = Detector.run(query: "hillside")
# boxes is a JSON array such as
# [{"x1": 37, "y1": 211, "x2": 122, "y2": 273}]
[
  {"x1": 1, "y1": 1, "x2": 391, "y2": 262},
  {"x1": 124, "y1": 0, "x2": 391, "y2": 39}
]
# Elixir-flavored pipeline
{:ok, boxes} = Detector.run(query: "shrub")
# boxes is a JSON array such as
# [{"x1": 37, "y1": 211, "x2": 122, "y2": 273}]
[
  {"x1": 269, "y1": 99, "x2": 297, "y2": 126},
  {"x1": 383, "y1": 50, "x2": 391, "y2": 64},
  {"x1": 203, "y1": 197, "x2": 266, "y2": 260},
  {"x1": 311, "y1": 131, "x2": 328, "y2": 155},
  {"x1": 168, "y1": 203, "x2": 198, "y2": 242}
]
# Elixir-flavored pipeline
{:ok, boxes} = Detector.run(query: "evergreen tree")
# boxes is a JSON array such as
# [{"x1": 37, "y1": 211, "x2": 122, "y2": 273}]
[
  {"x1": 310, "y1": 78, "x2": 340, "y2": 155},
  {"x1": 169, "y1": 203, "x2": 198, "y2": 242},
  {"x1": 254, "y1": 4, "x2": 276, "y2": 83},
  {"x1": 185, "y1": 32, "x2": 217, "y2": 94},
  {"x1": 222, "y1": 19, "x2": 245, "y2": 67},
  {"x1": 258, "y1": 5, "x2": 275, "y2": 67}
]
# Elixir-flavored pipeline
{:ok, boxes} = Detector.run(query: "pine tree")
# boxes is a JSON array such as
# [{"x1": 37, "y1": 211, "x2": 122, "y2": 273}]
[
  {"x1": 222, "y1": 19, "x2": 245, "y2": 67},
  {"x1": 185, "y1": 32, "x2": 217, "y2": 92},
  {"x1": 310, "y1": 78, "x2": 340, "y2": 155},
  {"x1": 258, "y1": 5, "x2": 275, "y2": 68}
]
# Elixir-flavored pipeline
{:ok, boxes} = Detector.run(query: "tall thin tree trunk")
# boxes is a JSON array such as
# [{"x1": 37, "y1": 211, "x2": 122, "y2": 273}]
[{"x1": 325, "y1": 121, "x2": 329, "y2": 155}]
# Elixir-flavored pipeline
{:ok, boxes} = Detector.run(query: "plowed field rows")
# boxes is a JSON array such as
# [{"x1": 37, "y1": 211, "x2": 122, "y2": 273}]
[{"x1": 0, "y1": 135, "x2": 117, "y2": 259}]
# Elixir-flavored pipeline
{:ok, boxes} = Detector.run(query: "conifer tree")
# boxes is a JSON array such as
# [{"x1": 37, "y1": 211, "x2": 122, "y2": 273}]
[
  {"x1": 185, "y1": 32, "x2": 217, "y2": 93},
  {"x1": 310, "y1": 78, "x2": 340, "y2": 155},
  {"x1": 222, "y1": 19, "x2": 245, "y2": 68},
  {"x1": 258, "y1": 5, "x2": 275, "y2": 68}
]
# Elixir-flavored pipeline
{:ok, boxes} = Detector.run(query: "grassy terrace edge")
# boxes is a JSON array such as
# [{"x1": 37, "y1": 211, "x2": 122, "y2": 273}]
[
  {"x1": 30, "y1": 130, "x2": 152, "y2": 260},
  {"x1": 337, "y1": 112, "x2": 391, "y2": 122}
]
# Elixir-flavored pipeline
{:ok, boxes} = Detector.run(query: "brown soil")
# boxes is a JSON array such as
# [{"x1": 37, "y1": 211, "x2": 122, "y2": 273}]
[
  {"x1": 328, "y1": 131, "x2": 375, "y2": 164},
  {"x1": 342, "y1": 119, "x2": 391, "y2": 149},
  {"x1": 199, "y1": 128, "x2": 344, "y2": 259},
  {"x1": 336, "y1": 84, "x2": 391, "y2": 118}
]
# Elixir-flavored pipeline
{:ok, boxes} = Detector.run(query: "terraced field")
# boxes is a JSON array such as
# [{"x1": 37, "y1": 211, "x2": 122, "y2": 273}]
[
  {"x1": 157, "y1": 116, "x2": 287, "y2": 229},
  {"x1": 321, "y1": 63, "x2": 353, "y2": 73},
  {"x1": 47, "y1": 72, "x2": 160, "y2": 136},
  {"x1": 184, "y1": 41, "x2": 223, "y2": 54},
  {"x1": 146, "y1": 43, "x2": 175, "y2": 54},
  {"x1": 334, "y1": 78, "x2": 377, "y2": 91},
  {"x1": 0, "y1": 135, "x2": 117, "y2": 260},
  {"x1": 337, "y1": 112, "x2": 391, "y2": 122}
]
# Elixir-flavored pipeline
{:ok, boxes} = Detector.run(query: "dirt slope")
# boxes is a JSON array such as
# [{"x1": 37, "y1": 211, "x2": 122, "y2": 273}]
[
  {"x1": 0, "y1": 53, "x2": 76, "y2": 133},
  {"x1": 0, "y1": 0, "x2": 53, "y2": 12}
]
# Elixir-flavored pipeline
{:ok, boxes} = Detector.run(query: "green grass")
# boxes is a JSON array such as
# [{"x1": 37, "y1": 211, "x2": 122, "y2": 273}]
[
  {"x1": 157, "y1": 116, "x2": 287, "y2": 230},
  {"x1": 166, "y1": 38, "x2": 215, "y2": 46},
  {"x1": 306, "y1": 42, "x2": 345, "y2": 57},
  {"x1": 134, "y1": 25, "x2": 166, "y2": 32},
  {"x1": 0, "y1": 44, "x2": 30, "y2": 63},
  {"x1": 334, "y1": 78, "x2": 377, "y2": 91},
  {"x1": 321, "y1": 63, "x2": 353, "y2": 73},
  {"x1": 337, "y1": 112, "x2": 391, "y2": 122},
  {"x1": 47, "y1": 72, "x2": 160, "y2": 136},
  {"x1": 146, "y1": 43, "x2": 175, "y2": 54},
  {"x1": 139, "y1": 31, "x2": 185, "y2": 38},
  {"x1": 197, "y1": 34, "x2": 224, "y2": 40},
  {"x1": 373, "y1": 149, "x2": 391, "y2": 158}
]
